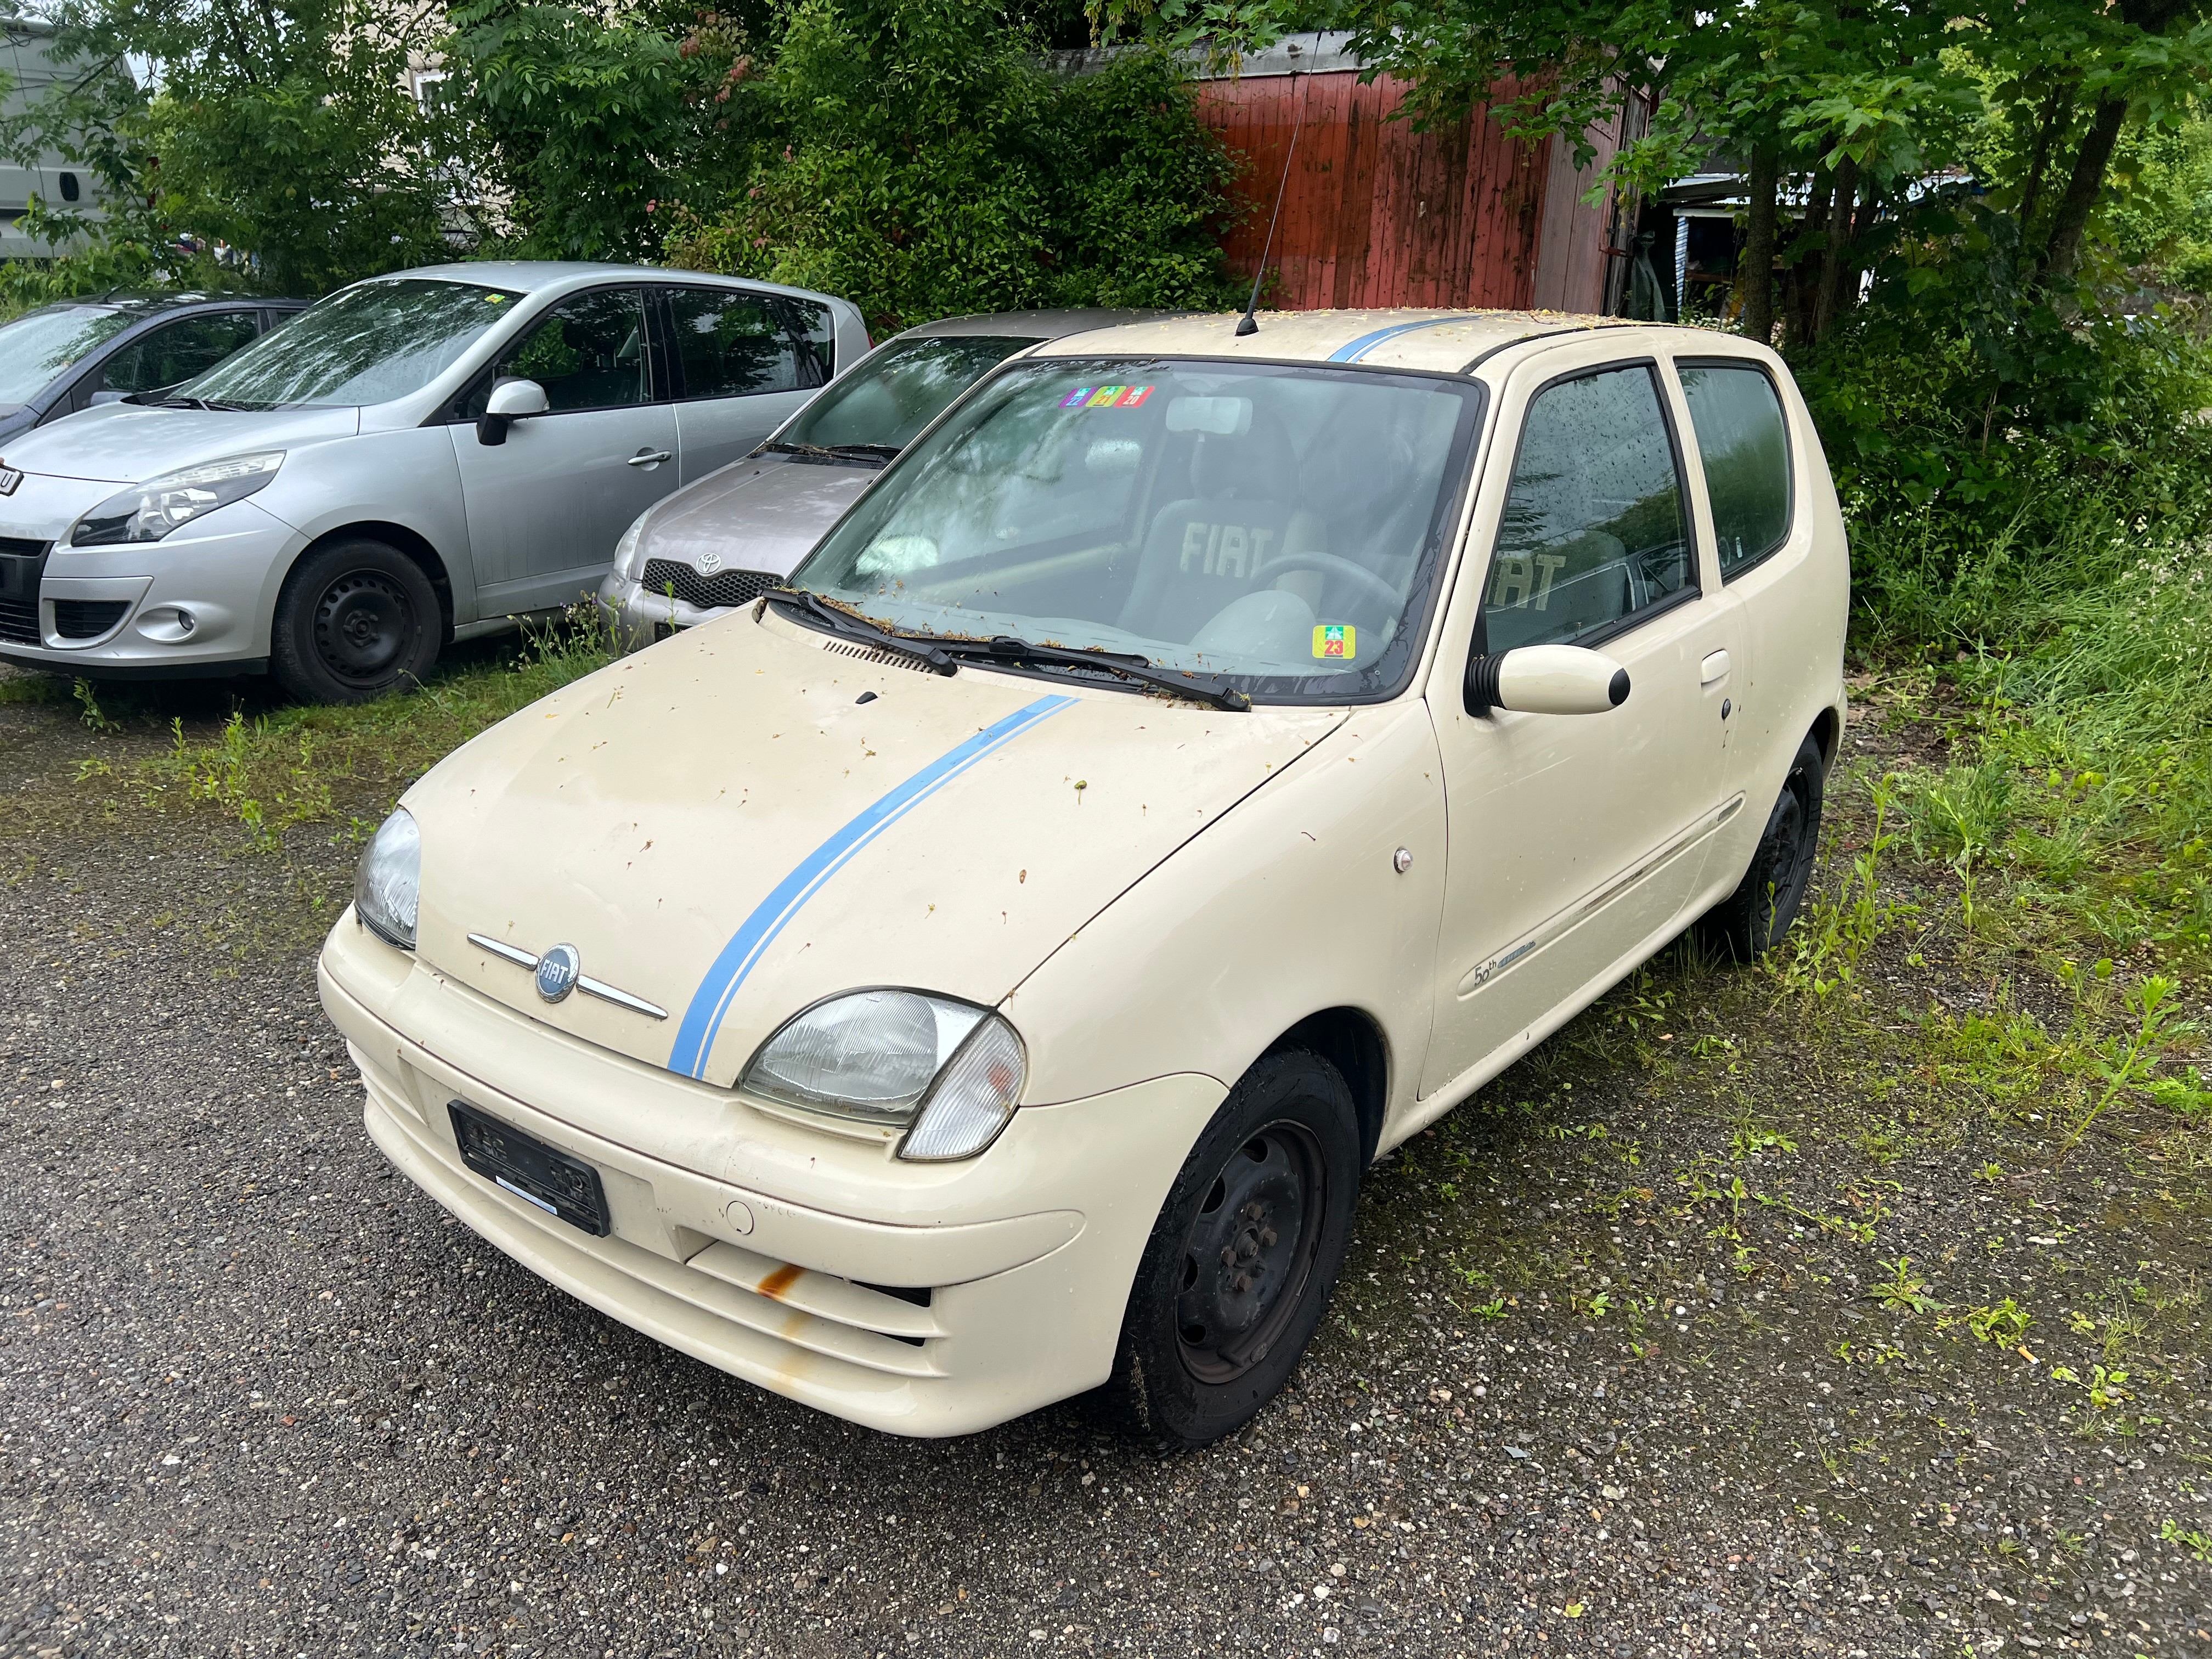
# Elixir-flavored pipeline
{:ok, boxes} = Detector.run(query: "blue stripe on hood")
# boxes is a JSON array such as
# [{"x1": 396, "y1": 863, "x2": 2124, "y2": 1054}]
[{"x1": 666, "y1": 693, "x2": 1077, "y2": 1079}]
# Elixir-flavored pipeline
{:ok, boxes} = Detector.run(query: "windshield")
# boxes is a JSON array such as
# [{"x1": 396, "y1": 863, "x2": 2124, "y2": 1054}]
[
  {"x1": 0, "y1": 304, "x2": 135, "y2": 403},
  {"x1": 782, "y1": 334, "x2": 1039, "y2": 453},
  {"x1": 182, "y1": 278, "x2": 523, "y2": 409},
  {"x1": 791, "y1": 357, "x2": 1482, "y2": 702}
]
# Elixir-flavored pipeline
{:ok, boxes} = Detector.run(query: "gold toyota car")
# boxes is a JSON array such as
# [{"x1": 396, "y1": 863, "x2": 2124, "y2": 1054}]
[{"x1": 318, "y1": 309, "x2": 1848, "y2": 1445}]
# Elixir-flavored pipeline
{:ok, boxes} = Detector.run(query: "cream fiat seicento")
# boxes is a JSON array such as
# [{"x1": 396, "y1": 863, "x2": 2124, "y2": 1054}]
[{"x1": 318, "y1": 310, "x2": 1847, "y2": 1446}]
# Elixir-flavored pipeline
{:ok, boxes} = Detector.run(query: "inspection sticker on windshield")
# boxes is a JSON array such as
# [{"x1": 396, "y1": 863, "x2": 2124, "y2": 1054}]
[
  {"x1": 1059, "y1": 384, "x2": 1153, "y2": 410},
  {"x1": 1313, "y1": 625, "x2": 1356, "y2": 661}
]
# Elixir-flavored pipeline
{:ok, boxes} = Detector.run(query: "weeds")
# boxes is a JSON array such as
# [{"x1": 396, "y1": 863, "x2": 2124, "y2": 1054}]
[
  {"x1": 52, "y1": 606, "x2": 616, "y2": 850},
  {"x1": 1774, "y1": 774, "x2": 1910, "y2": 996},
  {"x1": 1870, "y1": 1257, "x2": 1943, "y2": 1314},
  {"x1": 2063, "y1": 975, "x2": 2188, "y2": 1155}
]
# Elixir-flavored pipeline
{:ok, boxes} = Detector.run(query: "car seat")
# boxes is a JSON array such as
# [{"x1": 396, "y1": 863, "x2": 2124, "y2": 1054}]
[{"x1": 1116, "y1": 407, "x2": 1326, "y2": 645}]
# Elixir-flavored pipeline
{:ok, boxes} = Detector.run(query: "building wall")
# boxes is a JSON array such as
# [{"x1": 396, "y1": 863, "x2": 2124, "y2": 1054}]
[
  {"x1": 1196, "y1": 67, "x2": 1553, "y2": 312},
  {"x1": 1530, "y1": 119, "x2": 1627, "y2": 314}
]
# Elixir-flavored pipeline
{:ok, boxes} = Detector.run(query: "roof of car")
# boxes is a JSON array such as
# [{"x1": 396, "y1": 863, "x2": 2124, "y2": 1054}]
[
  {"x1": 393, "y1": 261, "x2": 849, "y2": 308},
  {"x1": 900, "y1": 309, "x2": 1176, "y2": 343},
  {"x1": 1027, "y1": 308, "x2": 1667, "y2": 374},
  {"x1": 32, "y1": 290, "x2": 301, "y2": 316}
]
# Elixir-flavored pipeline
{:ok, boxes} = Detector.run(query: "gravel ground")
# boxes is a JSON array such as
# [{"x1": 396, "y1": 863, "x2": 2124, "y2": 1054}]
[{"x1": 3, "y1": 670, "x2": 2209, "y2": 1659}]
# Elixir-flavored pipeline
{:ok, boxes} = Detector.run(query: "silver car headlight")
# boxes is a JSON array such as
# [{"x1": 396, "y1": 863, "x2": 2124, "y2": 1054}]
[
  {"x1": 611, "y1": 508, "x2": 650, "y2": 579},
  {"x1": 354, "y1": 808, "x2": 420, "y2": 950},
  {"x1": 742, "y1": 989, "x2": 1026, "y2": 1161},
  {"x1": 69, "y1": 450, "x2": 286, "y2": 546}
]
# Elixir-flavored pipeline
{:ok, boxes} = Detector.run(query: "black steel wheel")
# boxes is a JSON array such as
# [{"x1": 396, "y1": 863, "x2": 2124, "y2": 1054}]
[
  {"x1": 270, "y1": 538, "x2": 442, "y2": 704},
  {"x1": 1175, "y1": 1120, "x2": 1328, "y2": 1385},
  {"x1": 1101, "y1": 1049, "x2": 1362, "y2": 1448},
  {"x1": 1700, "y1": 733, "x2": 1825, "y2": 961}
]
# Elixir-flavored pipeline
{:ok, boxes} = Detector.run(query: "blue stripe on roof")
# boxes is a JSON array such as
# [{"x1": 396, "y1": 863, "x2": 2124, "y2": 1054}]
[
  {"x1": 665, "y1": 694, "x2": 1077, "y2": 1080},
  {"x1": 1326, "y1": 314, "x2": 1489, "y2": 364}
]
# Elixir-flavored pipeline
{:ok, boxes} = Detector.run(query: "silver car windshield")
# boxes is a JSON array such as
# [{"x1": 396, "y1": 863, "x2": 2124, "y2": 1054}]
[
  {"x1": 182, "y1": 278, "x2": 525, "y2": 409},
  {"x1": 782, "y1": 335, "x2": 1038, "y2": 453},
  {"x1": 791, "y1": 358, "x2": 1482, "y2": 703},
  {"x1": 0, "y1": 304, "x2": 134, "y2": 404}
]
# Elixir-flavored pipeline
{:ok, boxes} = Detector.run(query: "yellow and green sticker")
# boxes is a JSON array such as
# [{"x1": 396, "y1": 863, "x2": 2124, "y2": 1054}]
[{"x1": 1313, "y1": 624, "x2": 1355, "y2": 661}]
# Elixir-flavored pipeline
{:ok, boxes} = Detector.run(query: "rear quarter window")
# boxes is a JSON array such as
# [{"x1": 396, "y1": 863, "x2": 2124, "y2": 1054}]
[{"x1": 1677, "y1": 362, "x2": 1793, "y2": 579}]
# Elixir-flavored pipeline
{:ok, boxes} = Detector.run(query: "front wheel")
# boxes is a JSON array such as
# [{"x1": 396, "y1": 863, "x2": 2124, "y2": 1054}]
[
  {"x1": 270, "y1": 538, "x2": 441, "y2": 704},
  {"x1": 1101, "y1": 1049, "x2": 1362, "y2": 1447},
  {"x1": 1700, "y1": 733, "x2": 1826, "y2": 961}
]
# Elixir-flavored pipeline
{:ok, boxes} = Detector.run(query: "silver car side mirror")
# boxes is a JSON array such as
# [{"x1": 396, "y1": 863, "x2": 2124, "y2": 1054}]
[
  {"x1": 477, "y1": 377, "x2": 549, "y2": 447},
  {"x1": 1465, "y1": 643, "x2": 1630, "y2": 716}
]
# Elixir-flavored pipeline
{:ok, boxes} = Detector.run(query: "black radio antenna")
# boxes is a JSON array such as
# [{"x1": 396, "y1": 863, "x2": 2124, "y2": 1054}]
[{"x1": 1235, "y1": 38, "x2": 1313, "y2": 337}]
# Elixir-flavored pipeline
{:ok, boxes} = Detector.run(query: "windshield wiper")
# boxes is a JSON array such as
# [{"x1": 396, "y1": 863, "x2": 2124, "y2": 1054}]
[
  {"x1": 760, "y1": 439, "x2": 881, "y2": 466},
  {"x1": 764, "y1": 590, "x2": 956, "y2": 675},
  {"x1": 939, "y1": 634, "x2": 1251, "y2": 713},
  {"x1": 143, "y1": 394, "x2": 252, "y2": 412},
  {"x1": 826, "y1": 442, "x2": 900, "y2": 461}
]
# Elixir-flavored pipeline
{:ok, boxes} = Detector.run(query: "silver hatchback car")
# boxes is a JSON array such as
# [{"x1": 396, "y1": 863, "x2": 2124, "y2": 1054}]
[
  {"x1": 598, "y1": 311, "x2": 1158, "y2": 651},
  {"x1": 0, "y1": 262, "x2": 866, "y2": 700}
]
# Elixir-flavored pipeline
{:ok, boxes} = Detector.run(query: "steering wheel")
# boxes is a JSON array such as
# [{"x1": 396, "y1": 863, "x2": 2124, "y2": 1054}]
[{"x1": 1250, "y1": 551, "x2": 1402, "y2": 617}]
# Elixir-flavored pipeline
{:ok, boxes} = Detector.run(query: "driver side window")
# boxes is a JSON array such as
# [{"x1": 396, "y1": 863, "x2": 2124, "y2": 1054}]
[
  {"x1": 479, "y1": 288, "x2": 652, "y2": 415},
  {"x1": 1483, "y1": 364, "x2": 1692, "y2": 652}
]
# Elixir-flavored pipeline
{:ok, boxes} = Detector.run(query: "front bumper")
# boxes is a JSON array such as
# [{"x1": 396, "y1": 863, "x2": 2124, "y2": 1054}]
[
  {"x1": 317, "y1": 909, "x2": 1221, "y2": 1437},
  {"x1": 0, "y1": 497, "x2": 301, "y2": 674},
  {"x1": 596, "y1": 571, "x2": 751, "y2": 655}
]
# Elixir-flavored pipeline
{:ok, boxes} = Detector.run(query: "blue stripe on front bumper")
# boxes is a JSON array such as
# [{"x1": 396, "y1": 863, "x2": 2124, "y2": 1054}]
[{"x1": 665, "y1": 693, "x2": 1078, "y2": 1079}]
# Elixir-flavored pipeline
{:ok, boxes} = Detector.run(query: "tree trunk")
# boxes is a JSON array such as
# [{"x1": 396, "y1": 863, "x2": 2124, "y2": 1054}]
[
  {"x1": 1736, "y1": 142, "x2": 1780, "y2": 343},
  {"x1": 2017, "y1": 81, "x2": 2073, "y2": 242},
  {"x1": 2040, "y1": 94, "x2": 2130, "y2": 283},
  {"x1": 1811, "y1": 154, "x2": 1859, "y2": 346},
  {"x1": 1785, "y1": 172, "x2": 1832, "y2": 351}
]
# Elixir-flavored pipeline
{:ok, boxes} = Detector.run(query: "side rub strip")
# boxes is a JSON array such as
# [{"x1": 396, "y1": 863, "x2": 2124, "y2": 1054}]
[{"x1": 666, "y1": 693, "x2": 1078, "y2": 1079}]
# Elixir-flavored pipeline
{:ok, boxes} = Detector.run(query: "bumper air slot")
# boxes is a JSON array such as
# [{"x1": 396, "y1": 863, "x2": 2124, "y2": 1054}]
[
  {"x1": 52, "y1": 599, "x2": 129, "y2": 640},
  {"x1": 0, "y1": 538, "x2": 48, "y2": 646}
]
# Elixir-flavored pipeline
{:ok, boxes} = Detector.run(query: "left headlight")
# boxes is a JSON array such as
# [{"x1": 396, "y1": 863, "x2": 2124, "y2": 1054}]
[
  {"x1": 742, "y1": 989, "x2": 1027, "y2": 1161},
  {"x1": 69, "y1": 450, "x2": 285, "y2": 546},
  {"x1": 611, "y1": 508, "x2": 651, "y2": 578},
  {"x1": 354, "y1": 807, "x2": 420, "y2": 950}
]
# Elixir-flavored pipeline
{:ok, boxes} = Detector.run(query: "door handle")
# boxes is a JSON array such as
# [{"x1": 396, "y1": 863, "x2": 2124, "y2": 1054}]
[
  {"x1": 1700, "y1": 649, "x2": 1731, "y2": 686},
  {"x1": 627, "y1": 448, "x2": 673, "y2": 467}
]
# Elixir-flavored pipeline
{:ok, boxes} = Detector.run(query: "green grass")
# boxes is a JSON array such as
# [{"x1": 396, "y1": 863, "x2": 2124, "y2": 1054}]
[{"x1": 52, "y1": 607, "x2": 617, "y2": 848}]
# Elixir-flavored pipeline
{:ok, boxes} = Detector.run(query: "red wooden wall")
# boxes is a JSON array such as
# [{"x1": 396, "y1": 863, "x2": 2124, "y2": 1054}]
[{"x1": 1195, "y1": 71, "x2": 1549, "y2": 312}]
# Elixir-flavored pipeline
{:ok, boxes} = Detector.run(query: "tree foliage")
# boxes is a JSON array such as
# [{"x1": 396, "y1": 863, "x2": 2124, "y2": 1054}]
[
  {"x1": 661, "y1": 0, "x2": 1243, "y2": 332},
  {"x1": 3, "y1": 0, "x2": 473, "y2": 295}
]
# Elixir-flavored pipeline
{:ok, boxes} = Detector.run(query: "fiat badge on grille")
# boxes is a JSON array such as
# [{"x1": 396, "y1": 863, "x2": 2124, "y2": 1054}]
[{"x1": 534, "y1": 943, "x2": 581, "y2": 1002}]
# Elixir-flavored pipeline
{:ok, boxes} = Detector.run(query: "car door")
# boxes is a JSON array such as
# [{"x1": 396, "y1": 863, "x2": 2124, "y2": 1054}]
[
  {"x1": 660, "y1": 285, "x2": 821, "y2": 484},
  {"x1": 59, "y1": 307, "x2": 263, "y2": 414},
  {"x1": 1671, "y1": 354, "x2": 1812, "y2": 865},
  {"x1": 449, "y1": 285, "x2": 679, "y2": 615},
  {"x1": 1419, "y1": 345, "x2": 1747, "y2": 1099}
]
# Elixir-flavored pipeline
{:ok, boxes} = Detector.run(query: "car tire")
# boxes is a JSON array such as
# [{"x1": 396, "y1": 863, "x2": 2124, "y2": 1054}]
[
  {"x1": 1101, "y1": 1048, "x2": 1362, "y2": 1448},
  {"x1": 1700, "y1": 733, "x2": 1826, "y2": 961},
  {"x1": 270, "y1": 538, "x2": 442, "y2": 704}
]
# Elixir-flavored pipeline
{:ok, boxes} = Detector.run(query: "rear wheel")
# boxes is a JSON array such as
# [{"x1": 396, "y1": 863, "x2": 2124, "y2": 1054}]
[
  {"x1": 1700, "y1": 733, "x2": 1825, "y2": 961},
  {"x1": 270, "y1": 538, "x2": 441, "y2": 704},
  {"x1": 1101, "y1": 1049, "x2": 1362, "y2": 1448}
]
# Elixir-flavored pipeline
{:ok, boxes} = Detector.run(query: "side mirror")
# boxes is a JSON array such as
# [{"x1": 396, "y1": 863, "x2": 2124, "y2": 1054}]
[
  {"x1": 476, "y1": 377, "x2": 548, "y2": 447},
  {"x1": 1465, "y1": 643, "x2": 1630, "y2": 716},
  {"x1": 87, "y1": 388, "x2": 129, "y2": 407}
]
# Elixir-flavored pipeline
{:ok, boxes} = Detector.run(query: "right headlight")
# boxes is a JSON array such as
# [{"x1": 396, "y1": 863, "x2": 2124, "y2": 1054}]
[
  {"x1": 611, "y1": 508, "x2": 651, "y2": 578},
  {"x1": 69, "y1": 450, "x2": 285, "y2": 546},
  {"x1": 741, "y1": 989, "x2": 1026, "y2": 1161},
  {"x1": 353, "y1": 807, "x2": 420, "y2": 950}
]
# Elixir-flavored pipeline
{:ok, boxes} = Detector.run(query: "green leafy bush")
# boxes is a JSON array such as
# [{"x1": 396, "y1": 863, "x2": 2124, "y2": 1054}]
[{"x1": 661, "y1": 3, "x2": 1243, "y2": 334}]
